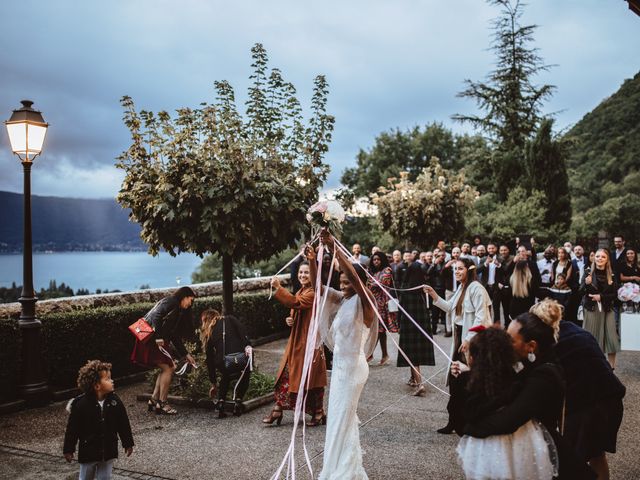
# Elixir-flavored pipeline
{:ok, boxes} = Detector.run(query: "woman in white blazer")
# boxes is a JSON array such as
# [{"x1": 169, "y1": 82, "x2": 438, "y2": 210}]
[{"x1": 425, "y1": 257, "x2": 493, "y2": 434}]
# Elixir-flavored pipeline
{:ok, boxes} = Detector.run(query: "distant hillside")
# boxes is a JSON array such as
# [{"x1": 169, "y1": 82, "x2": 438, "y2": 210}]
[
  {"x1": 566, "y1": 71, "x2": 640, "y2": 213},
  {"x1": 0, "y1": 191, "x2": 144, "y2": 252}
]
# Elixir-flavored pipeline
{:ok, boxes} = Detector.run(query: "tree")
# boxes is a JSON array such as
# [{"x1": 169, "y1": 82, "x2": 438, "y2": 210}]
[
  {"x1": 452, "y1": 0, "x2": 554, "y2": 200},
  {"x1": 191, "y1": 249, "x2": 298, "y2": 283},
  {"x1": 372, "y1": 157, "x2": 477, "y2": 249},
  {"x1": 341, "y1": 122, "x2": 488, "y2": 198},
  {"x1": 524, "y1": 118, "x2": 571, "y2": 231},
  {"x1": 117, "y1": 44, "x2": 334, "y2": 313}
]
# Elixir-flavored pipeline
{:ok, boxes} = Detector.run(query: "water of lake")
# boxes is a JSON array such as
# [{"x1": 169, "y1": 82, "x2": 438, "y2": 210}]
[{"x1": 0, "y1": 252, "x2": 205, "y2": 292}]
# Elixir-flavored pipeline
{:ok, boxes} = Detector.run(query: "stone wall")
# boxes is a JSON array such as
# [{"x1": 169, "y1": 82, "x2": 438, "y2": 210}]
[{"x1": 0, "y1": 274, "x2": 290, "y2": 320}]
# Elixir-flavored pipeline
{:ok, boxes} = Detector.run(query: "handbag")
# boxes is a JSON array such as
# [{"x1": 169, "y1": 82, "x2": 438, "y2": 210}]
[
  {"x1": 223, "y1": 318, "x2": 248, "y2": 375},
  {"x1": 388, "y1": 272, "x2": 399, "y2": 313},
  {"x1": 128, "y1": 318, "x2": 154, "y2": 343}
]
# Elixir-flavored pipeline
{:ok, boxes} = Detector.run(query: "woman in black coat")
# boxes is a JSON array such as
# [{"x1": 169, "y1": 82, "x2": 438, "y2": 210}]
[
  {"x1": 532, "y1": 299, "x2": 625, "y2": 480},
  {"x1": 463, "y1": 311, "x2": 596, "y2": 479},
  {"x1": 200, "y1": 309, "x2": 252, "y2": 418},
  {"x1": 130, "y1": 286, "x2": 197, "y2": 415}
]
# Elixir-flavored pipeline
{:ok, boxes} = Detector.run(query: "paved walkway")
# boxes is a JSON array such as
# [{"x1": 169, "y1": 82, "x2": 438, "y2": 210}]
[{"x1": 2, "y1": 332, "x2": 640, "y2": 479}]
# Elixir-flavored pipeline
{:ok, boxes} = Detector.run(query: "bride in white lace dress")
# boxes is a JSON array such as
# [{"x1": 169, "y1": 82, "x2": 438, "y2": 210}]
[{"x1": 309, "y1": 232, "x2": 378, "y2": 480}]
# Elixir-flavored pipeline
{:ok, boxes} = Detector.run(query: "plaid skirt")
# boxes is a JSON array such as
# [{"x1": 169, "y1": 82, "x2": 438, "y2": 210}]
[{"x1": 397, "y1": 291, "x2": 435, "y2": 367}]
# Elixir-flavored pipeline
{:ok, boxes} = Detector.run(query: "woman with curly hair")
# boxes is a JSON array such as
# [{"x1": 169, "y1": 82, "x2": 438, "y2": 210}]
[
  {"x1": 456, "y1": 327, "x2": 560, "y2": 479},
  {"x1": 367, "y1": 251, "x2": 398, "y2": 365}
]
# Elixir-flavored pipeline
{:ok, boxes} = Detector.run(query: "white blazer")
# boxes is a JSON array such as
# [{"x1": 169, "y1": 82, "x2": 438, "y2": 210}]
[{"x1": 433, "y1": 281, "x2": 493, "y2": 359}]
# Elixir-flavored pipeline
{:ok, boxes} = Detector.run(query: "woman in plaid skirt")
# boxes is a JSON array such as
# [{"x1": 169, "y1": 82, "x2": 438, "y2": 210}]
[{"x1": 396, "y1": 252, "x2": 434, "y2": 396}]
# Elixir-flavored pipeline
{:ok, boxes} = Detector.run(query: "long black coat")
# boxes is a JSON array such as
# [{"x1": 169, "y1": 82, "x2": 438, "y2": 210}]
[{"x1": 63, "y1": 392, "x2": 134, "y2": 463}]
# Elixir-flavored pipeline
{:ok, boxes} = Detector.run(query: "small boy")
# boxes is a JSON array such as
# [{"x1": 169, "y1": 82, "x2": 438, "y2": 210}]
[{"x1": 63, "y1": 360, "x2": 134, "y2": 480}]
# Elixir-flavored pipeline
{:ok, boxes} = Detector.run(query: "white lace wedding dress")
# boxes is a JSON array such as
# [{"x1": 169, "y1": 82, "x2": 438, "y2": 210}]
[{"x1": 317, "y1": 287, "x2": 377, "y2": 480}]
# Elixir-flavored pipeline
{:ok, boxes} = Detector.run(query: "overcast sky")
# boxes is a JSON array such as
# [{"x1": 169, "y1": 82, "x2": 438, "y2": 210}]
[{"x1": 0, "y1": 0, "x2": 637, "y2": 199}]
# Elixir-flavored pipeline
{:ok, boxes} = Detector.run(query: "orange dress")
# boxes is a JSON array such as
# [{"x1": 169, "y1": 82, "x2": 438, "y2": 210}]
[{"x1": 274, "y1": 286, "x2": 327, "y2": 411}]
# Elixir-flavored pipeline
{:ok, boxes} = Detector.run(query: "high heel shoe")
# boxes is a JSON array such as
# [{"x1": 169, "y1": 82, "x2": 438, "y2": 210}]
[
  {"x1": 306, "y1": 411, "x2": 327, "y2": 427},
  {"x1": 155, "y1": 400, "x2": 177, "y2": 415},
  {"x1": 263, "y1": 407, "x2": 283, "y2": 426},
  {"x1": 147, "y1": 398, "x2": 157, "y2": 412},
  {"x1": 379, "y1": 356, "x2": 390, "y2": 366}
]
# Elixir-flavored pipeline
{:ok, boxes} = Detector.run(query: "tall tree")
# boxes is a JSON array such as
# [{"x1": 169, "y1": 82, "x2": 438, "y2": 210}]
[
  {"x1": 117, "y1": 44, "x2": 334, "y2": 313},
  {"x1": 452, "y1": 0, "x2": 555, "y2": 200},
  {"x1": 341, "y1": 122, "x2": 488, "y2": 197},
  {"x1": 524, "y1": 118, "x2": 571, "y2": 230},
  {"x1": 372, "y1": 157, "x2": 477, "y2": 249}
]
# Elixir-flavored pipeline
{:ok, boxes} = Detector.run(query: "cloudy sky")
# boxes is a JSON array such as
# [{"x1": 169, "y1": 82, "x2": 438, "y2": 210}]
[{"x1": 0, "y1": 0, "x2": 637, "y2": 198}]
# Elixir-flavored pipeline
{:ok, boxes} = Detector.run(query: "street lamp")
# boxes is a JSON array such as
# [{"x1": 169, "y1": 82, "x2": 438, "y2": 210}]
[{"x1": 5, "y1": 100, "x2": 50, "y2": 405}]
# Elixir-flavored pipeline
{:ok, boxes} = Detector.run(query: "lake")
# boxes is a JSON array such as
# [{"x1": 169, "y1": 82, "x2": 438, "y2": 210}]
[{"x1": 0, "y1": 252, "x2": 205, "y2": 292}]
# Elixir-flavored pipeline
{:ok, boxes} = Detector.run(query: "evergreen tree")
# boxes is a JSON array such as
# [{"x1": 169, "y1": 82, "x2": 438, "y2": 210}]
[
  {"x1": 525, "y1": 118, "x2": 571, "y2": 230},
  {"x1": 452, "y1": 0, "x2": 554, "y2": 200}
]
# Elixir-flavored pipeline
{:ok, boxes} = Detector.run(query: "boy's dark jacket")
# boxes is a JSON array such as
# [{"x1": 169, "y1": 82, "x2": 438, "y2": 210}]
[{"x1": 63, "y1": 392, "x2": 134, "y2": 463}]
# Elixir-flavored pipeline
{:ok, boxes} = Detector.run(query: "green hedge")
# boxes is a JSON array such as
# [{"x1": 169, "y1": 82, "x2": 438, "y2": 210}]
[
  {"x1": 0, "y1": 319, "x2": 21, "y2": 403},
  {"x1": 0, "y1": 292, "x2": 289, "y2": 402}
]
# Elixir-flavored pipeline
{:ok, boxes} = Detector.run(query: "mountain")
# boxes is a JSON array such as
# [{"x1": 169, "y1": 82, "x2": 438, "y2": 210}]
[
  {"x1": 565, "y1": 71, "x2": 640, "y2": 213},
  {"x1": 0, "y1": 191, "x2": 144, "y2": 252}
]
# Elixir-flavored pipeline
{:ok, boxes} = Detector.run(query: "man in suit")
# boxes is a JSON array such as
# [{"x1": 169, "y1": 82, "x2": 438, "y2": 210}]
[
  {"x1": 611, "y1": 235, "x2": 628, "y2": 331},
  {"x1": 567, "y1": 245, "x2": 587, "y2": 324},
  {"x1": 427, "y1": 250, "x2": 447, "y2": 335},
  {"x1": 611, "y1": 235, "x2": 628, "y2": 278},
  {"x1": 352, "y1": 243, "x2": 370, "y2": 268},
  {"x1": 441, "y1": 247, "x2": 462, "y2": 337},
  {"x1": 478, "y1": 243, "x2": 502, "y2": 324}
]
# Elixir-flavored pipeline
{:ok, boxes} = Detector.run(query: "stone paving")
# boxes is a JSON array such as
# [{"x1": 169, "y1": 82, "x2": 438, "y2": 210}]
[{"x1": 1, "y1": 332, "x2": 640, "y2": 479}]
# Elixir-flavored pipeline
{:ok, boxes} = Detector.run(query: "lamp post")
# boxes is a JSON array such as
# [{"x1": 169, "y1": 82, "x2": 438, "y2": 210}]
[{"x1": 5, "y1": 100, "x2": 50, "y2": 405}]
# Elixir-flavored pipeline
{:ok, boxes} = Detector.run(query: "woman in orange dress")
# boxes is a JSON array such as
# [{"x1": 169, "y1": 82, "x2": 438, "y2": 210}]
[{"x1": 265, "y1": 260, "x2": 327, "y2": 426}]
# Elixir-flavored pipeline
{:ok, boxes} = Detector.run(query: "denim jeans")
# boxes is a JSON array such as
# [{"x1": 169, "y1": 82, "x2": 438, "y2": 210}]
[{"x1": 79, "y1": 459, "x2": 114, "y2": 480}]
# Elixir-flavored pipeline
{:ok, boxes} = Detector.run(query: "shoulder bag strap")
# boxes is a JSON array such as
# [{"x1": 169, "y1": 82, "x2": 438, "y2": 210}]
[{"x1": 222, "y1": 318, "x2": 226, "y2": 357}]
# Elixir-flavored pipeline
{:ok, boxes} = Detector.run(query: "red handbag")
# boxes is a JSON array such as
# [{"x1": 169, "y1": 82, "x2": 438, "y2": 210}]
[{"x1": 128, "y1": 318, "x2": 154, "y2": 343}]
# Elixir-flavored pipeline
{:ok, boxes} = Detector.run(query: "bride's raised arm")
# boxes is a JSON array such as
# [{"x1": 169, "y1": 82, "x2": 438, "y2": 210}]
[{"x1": 321, "y1": 231, "x2": 376, "y2": 328}]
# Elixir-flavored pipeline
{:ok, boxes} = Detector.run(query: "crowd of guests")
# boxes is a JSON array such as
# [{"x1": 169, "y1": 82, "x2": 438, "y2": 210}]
[
  {"x1": 61, "y1": 234, "x2": 638, "y2": 479},
  {"x1": 288, "y1": 234, "x2": 633, "y2": 479}
]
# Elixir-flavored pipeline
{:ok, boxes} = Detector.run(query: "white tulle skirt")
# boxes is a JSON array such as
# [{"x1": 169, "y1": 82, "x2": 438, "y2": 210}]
[{"x1": 456, "y1": 419, "x2": 559, "y2": 480}]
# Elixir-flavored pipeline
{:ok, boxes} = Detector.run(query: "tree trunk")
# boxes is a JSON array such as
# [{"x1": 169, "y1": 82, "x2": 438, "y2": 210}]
[{"x1": 222, "y1": 253, "x2": 234, "y2": 314}]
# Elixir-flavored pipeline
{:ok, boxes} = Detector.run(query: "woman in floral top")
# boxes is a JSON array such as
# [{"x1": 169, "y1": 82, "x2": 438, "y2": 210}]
[{"x1": 367, "y1": 251, "x2": 398, "y2": 365}]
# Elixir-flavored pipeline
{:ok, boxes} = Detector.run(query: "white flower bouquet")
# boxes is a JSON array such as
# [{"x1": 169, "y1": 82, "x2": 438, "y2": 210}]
[
  {"x1": 306, "y1": 200, "x2": 346, "y2": 236},
  {"x1": 618, "y1": 282, "x2": 640, "y2": 302}
]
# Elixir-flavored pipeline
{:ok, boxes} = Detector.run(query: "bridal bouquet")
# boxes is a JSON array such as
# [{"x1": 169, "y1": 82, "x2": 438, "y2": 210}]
[
  {"x1": 618, "y1": 282, "x2": 640, "y2": 302},
  {"x1": 306, "y1": 200, "x2": 346, "y2": 235}
]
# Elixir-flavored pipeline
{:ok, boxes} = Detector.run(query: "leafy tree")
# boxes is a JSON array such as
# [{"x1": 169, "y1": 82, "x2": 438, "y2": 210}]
[
  {"x1": 372, "y1": 157, "x2": 477, "y2": 249},
  {"x1": 191, "y1": 248, "x2": 298, "y2": 283},
  {"x1": 524, "y1": 118, "x2": 571, "y2": 231},
  {"x1": 341, "y1": 122, "x2": 488, "y2": 198},
  {"x1": 117, "y1": 44, "x2": 334, "y2": 313},
  {"x1": 453, "y1": 0, "x2": 554, "y2": 200},
  {"x1": 484, "y1": 187, "x2": 552, "y2": 241}
]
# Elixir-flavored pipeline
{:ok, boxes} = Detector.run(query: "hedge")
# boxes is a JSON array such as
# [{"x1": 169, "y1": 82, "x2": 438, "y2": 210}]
[{"x1": 0, "y1": 292, "x2": 289, "y2": 403}]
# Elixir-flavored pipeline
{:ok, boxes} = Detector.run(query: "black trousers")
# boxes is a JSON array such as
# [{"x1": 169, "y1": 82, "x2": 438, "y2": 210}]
[
  {"x1": 493, "y1": 287, "x2": 512, "y2": 327},
  {"x1": 218, "y1": 368, "x2": 251, "y2": 401},
  {"x1": 447, "y1": 324, "x2": 468, "y2": 433}
]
